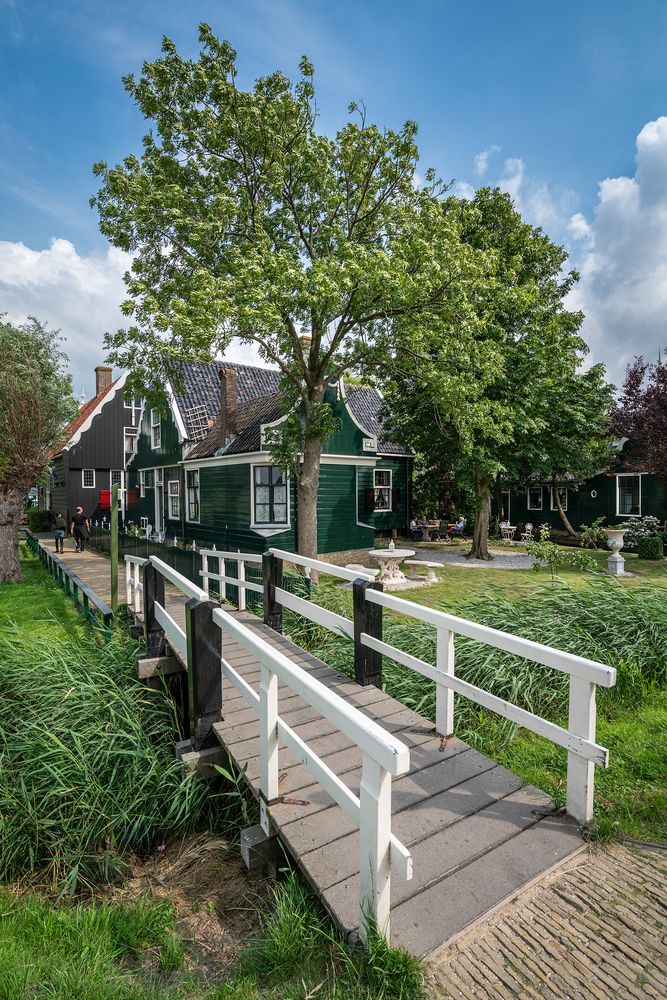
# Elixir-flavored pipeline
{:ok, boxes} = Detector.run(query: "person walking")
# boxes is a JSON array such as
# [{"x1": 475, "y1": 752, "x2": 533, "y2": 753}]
[
  {"x1": 70, "y1": 507, "x2": 90, "y2": 553},
  {"x1": 52, "y1": 512, "x2": 67, "y2": 553}
]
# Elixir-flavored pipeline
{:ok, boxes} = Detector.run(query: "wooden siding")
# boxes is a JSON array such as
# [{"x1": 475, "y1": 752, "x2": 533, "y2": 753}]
[
  {"x1": 356, "y1": 458, "x2": 410, "y2": 535},
  {"x1": 130, "y1": 403, "x2": 182, "y2": 470},
  {"x1": 317, "y1": 464, "x2": 373, "y2": 553},
  {"x1": 321, "y1": 385, "x2": 369, "y2": 456}
]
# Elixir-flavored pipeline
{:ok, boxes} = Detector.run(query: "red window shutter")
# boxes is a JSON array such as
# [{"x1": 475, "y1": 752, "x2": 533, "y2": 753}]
[
  {"x1": 99, "y1": 489, "x2": 111, "y2": 510},
  {"x1": 392, "y1": 487, "x2": 401, "y2": 510},
  {"x1": 126, "y1": 489, "x2": 138, "y2": 507},
  {"x1": 365, "y1": 488, "x2": 375, "y2": 513}
]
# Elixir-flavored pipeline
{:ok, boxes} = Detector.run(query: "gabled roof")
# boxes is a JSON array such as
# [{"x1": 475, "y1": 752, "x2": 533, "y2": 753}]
[
  {"x1": 182, "y1": 363, "x2": 411, "y2": 461},
  {"x1": 171, "y1": 362, "x2": 280, "y2": 440},
  {"x1": 48, "y1": 376, "x2": 122, "y2": 457}
]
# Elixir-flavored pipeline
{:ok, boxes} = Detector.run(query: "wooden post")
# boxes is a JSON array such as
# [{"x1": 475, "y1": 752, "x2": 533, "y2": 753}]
[
  {"x1": 184, "y1": 598, "x2": 222, "y2": 750},
  {"x1": 110, "y1": 483, "x2": 118, "y2": 614},
  {"x1": 134, "y1": 563, "x2": 142, "y2": 614},
  {"x1": 143, "y1": 560, "x2": 166, "y2": 657},
  {"x1": 353, "y1": 579, "x2": 383, "y2": 687},
  {"x1": 566, "y1": 676, "x2": 596, "y2": 824},
  {"x1": 82, "y1": 593, "x2": 90, "y2": 620},
  {"x1": 259, "y1": 661, "x2": 279, "y2": 836},
  {"x1": 435, "y1": 627, "x2": 455, "y2": 737},
  {"x1": 262, "y1": 551, "x2": 283, "y2": 632},
  {"x1": 359, "y1": 754, "x2": 392, "y2": 942}
]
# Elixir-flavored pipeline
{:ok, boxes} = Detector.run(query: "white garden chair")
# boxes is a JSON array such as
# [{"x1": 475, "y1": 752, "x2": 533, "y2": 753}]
[{"x1": 521, "y1": 523, "x2": 534, "y2": 542}]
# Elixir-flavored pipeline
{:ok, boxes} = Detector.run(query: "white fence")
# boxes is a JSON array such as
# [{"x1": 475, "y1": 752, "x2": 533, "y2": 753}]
[
  {"x1": 199, "y1": 548, "x2": 263, "y2": 611},
  {"x1": 124, "y1": 555, "x2": 146, "y2": 614}
]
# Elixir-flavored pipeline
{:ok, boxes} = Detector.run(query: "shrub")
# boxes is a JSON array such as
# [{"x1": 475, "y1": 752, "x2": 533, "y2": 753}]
[
  {"x1": 637, "y1": 534, "x2": 664, "y2": 561},
  {"x1": 579, "y1": 515, "x2": 608, "y2": 549},
  {"x1": 618, "y1": 516, "x2": 662, "y2": 549},
  {"x1": 26, "y1": 507, "x2": 52, "y2": 532}
]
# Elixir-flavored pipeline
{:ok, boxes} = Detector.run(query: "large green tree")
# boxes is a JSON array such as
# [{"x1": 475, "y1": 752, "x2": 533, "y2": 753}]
[
  {"x1": 92, "y1": 25, "x2": 484, "y2": 558},
  {"x1": 383, "y1": 188, "x2": 612, "y2": 558},
  {"x1": 0, "y1": 318, "x2": 76, "y2": 582}
]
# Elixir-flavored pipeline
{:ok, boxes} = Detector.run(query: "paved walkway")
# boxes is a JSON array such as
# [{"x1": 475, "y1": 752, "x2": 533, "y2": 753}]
[
  {"x1": 429, "y1": 843, "x2": 667, "y2": 998},
  {"x1": 420, "y1": 547, "x2": 540, "y2": 571}
]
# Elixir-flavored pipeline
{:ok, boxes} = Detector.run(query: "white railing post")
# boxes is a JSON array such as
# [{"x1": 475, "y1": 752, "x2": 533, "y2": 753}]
[
  {"x1": 134, "y1": 563, "x2": 142, "y2": 614},
  {"x1": 566, "y1": 676, "x2": 596, "y2": 824},
  {"x1": 259, "y1": 661, "x2": 279, "y2": 836},
  {"x1": 435, "y1": 627, "x2": 455, "y2": 737},
  {"x1": 358, "y1": 754, "x2": 392, "y2": 942},
  {"x1": 201, "y1": 553, "x2": 209, "y2": 596},
  {"x1": 237, "y1": 559, "x2": 246, "y2": 612},
  {"x1": 125, "y1": 561, "x2": 132, "y2": 609}
]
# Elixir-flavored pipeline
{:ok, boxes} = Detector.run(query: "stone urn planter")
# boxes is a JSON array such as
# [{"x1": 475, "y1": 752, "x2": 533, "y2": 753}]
[{"x1": 603, "y1": 527, "x2": 627, "y2": 576}]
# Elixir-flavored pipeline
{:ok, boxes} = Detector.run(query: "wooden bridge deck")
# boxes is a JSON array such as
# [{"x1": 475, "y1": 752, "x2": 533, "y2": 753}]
[{"x1": 34, "y1": 536, "x2": 584, "y2": 956}]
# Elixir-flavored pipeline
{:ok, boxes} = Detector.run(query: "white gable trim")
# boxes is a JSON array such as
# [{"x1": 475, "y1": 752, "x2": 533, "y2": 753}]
[
  {"x1": 166, "y1": 380, "x2": 189, "y2": 444},
  {"x1": 64, "y1": 371, "x2": 129, "y2": 450}
]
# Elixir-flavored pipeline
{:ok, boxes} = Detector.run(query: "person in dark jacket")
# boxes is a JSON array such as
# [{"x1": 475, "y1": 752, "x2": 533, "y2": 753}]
[
  {"x1": 52, "y1": 512, "x2": 67, "y2": 553},
  {"x1": 70, "y1": 507, "x2": 90, "y2": 552}
]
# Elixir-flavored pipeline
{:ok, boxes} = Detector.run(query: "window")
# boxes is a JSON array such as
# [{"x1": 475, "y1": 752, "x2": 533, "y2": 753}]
[
  {"x1": 144, "y1": 469, "x2": 155, "y2": 489},
  {"x1": 617, "y1": 474, "x2": 641, "y2": 516},
  {"x1": 550, "y1": 487, "x2": 568, "y2": 511},
  {"x1": 139, "y1": 470, "x2": 145, "y2": 498},
  {"x1": 373, "y1": 469, "x2": 392, "y2": 511},
  {"x1": 155, "y1": 468, "x2": 163, "y2": 485},
  {"x1": 527, "y1": 487, "x2": 543, "y2": 511},
  {"x1": 140, "y1": 516, "x2": 149, "y2": 530},
  {"x1": 82, "y1": 469, "x2": 95, "y2": 489},
  {"x1": 124, "y1": 428, "x2": 137, "y2": 454},
  {"x1": 111, "y1": 470, "x2": 124, "y2": 508},
  {"x1": 186, "y1": 469, "x2": 200, "y2": 522},
  {"x1": 151, "y1": 409, "x2": 161, "y2": 449},
  {"x1": 124, "y1": 396, "x2": 138, "y2": 411},
  {"x1": 168, "y1": 480, "x2": 180, "y2": 519},
  {"x1": 253, "y1": 465, "x2": 288, "y2": 525}
]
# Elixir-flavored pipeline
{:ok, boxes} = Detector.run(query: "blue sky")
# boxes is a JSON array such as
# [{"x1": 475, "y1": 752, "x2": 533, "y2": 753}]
[{"x1": 2, "y1": 0, "x2": 667, "y2": 395}]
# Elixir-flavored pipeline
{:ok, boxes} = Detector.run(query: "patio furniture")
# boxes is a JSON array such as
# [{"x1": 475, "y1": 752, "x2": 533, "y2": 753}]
[
  {"x1": 367, "y1": 546, "x2": 415, "y2": 583},
  {"x1": 500, "y1": 523, "x2": 516, "y2": 543},
  {"x1": 419, "y1": 520, "x2": 441, "y2": 541},
  {"x1": 447, "y1": 517, "x2": 467, "y2": 540},
  {"x1": 404, "y1": 559, "x2": 441, "y2": 584},
  {"x1": 521, "y1": 522, "x2": 534, "y2": 542}
]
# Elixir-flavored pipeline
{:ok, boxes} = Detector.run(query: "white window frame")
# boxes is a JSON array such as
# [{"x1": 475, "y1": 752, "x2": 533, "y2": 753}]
[
  {"x1": 151, "y1": 409, "x2": 161, "y2": 450},
  {"x1": 616, "y1": 473, "x2": 643, "y2": 517},
  {"x1": 186, "y1": 467, "x2": 200, "y2": 524},
  {"x1": 124, "y1": 427, "x2": 138, "y2": 454},
  {"x1": 139, "y1": 469, "x2": 145, "y2": 498},
  {"x1": 82, "y1": 468, "x2": 95, "y2": 489},
  {"x1": 250, "y1": 463, "x2": 290, "y2": 528},
  {"x1": 140, "y1": 516, "x2": 149, "y2": 530},
  {"x1": 168, "y1": 480, "x2": 180, "y2": 519},
  {"x1": 373, "y1": 468, "x2": 393, "y2": 512},
  {"x1": 527, "y1": 487, "x2": 543, "y2": 511},
  {"x1": 550, "y1": 486, "x2": 568, "y2": 512},
  {"x1": 124, "y1": 396, "x2": 138, "y2": 410}
]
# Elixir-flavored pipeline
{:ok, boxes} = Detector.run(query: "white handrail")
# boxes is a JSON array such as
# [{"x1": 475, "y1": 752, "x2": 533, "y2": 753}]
[
  {"x1": 155, "y1": 601, "x2": 187, "y2": 660},
  {"x1": 212, "y1": 603, "x2": 411, "y2": 941},
  {"x1": 365, "y1": 587, "x2": 616, "y2": 687},
  {"x1": 268, "y1": 547, "x2": 376, "y2": 583},
  {"x1": 275, "y1": 586, "x2": 354, "y2": 639},
  {"x1": 199, "y1": 548, "x2": 262, "y2": 562},
  {"x1": 150, "y1": 555, "x2": 208, "y2": 602}
]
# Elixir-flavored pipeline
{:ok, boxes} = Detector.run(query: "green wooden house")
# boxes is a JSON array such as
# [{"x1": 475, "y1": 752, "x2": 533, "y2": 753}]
[
  {"x1": 125, "y1": 362, "x2": 411, "y2": 555},
  {"x1": 498, "y1": 440, "x2": 667, "y2": 531}
]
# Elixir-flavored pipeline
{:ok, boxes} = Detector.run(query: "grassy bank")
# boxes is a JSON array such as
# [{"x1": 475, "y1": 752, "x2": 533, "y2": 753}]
[{"x1": 0, "y1": 547, "x2": 425, "y2": 999}]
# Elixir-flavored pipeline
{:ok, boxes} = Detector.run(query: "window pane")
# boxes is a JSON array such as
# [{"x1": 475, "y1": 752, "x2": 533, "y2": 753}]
[
  {"x1": 271, "y1": 467, "x2": 284, "y2": 485},
  {"x1": 375, "y1": 470, "x2": 391, "y2": 487},
  {"x1": 255, "y1": 466, "x2": 270, "y2": 485},
  {"x1": 273, "y1": 485, "x2": 287, "y2": 503},
  {"x1": 619, "y1": 477, "x2": 640, "y2": 515},
  {"x1": 256, "y1": 485, "x2": 270, "y2": 503},
  {"x1": 255, "y1": 503, "x2": 270, "y2": 522},
  {"x1": 272, "y1": 503, "x2": 287, "y2": 523}
]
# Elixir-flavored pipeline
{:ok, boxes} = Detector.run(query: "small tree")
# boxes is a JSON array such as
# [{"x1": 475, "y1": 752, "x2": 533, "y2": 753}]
[
  {"x1": 92, "y1": 25, "x2": 483, "y2": 559},
  {"x1": 614, "y1": 355, "x2": 667, "y2": 480},
  {"x1": 0, "y1": 318, "x2": 76, "y2": 582}
]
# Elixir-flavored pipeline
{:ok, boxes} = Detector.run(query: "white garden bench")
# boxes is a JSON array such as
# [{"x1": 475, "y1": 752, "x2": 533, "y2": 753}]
[{"x1": 404, "y1": 559, "x2": 441, "y2": 583}]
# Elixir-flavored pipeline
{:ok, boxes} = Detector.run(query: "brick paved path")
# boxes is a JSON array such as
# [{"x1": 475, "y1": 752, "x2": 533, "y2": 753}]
[{"x1": 429, "y1": 845, "x2": 666, "y2": 999}]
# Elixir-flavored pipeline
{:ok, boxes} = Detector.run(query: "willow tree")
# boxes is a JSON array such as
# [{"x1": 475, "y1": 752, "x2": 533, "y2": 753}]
[
  {"x1": 0, "y1": 318, "x2": 76, "y2": 582},
  {"x1": 383, "y1": 188, "x2": 604, "y2": 559},
  {"x1": 92, "y1": 24, "x2": 482, "y2": 558}
]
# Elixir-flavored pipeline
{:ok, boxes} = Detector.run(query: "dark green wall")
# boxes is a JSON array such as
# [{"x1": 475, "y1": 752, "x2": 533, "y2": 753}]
[
  {"x1": 357, "y1": 458, "x2": 410, "y2": 533},
  {"x1": 317, "y1": 464, "x2": 373, "y2": 553},
  {"x1": 131, "y1": 404, "x2": 182, "y2": 470}
]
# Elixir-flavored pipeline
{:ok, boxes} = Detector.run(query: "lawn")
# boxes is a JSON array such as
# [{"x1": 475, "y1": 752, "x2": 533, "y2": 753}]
[{"x1": 0, "y1": 545, "x2": 89, "y2": 642}]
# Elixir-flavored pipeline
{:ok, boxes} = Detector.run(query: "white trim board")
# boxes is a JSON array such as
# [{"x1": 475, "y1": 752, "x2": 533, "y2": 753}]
[{"x1": 64, "y1": 371, "x2": 129, "y2": 450}]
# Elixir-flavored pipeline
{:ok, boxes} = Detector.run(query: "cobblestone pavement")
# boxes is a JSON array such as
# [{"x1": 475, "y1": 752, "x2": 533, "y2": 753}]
[{"x1": 428, "y1": 845, "x2": 666, "y2": 999}]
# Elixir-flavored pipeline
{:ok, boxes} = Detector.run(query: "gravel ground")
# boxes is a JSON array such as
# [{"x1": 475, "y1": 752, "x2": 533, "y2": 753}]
[{"x1": 419, "y1": 546, "x2": 540, "y2": 571}]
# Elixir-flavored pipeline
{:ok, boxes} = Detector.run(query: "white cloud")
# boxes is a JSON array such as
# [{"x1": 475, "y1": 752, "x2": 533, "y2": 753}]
[
  {"x1": 0, "y1": 236, "x2": 267, "y2": 398},
  {"x1": 568, "y1": 115, "x2": 667, "y2": 387},
  {"x1": 452, "y1": 180, "x2": 475, "y2": 200},
  {"x1": 474, "y1": 144, "x2": 501, "y2": 176}
]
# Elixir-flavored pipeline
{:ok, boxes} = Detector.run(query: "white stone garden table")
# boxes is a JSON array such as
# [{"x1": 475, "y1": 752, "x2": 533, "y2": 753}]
[{"x1": 367, "y1": 547, "x2": 415, "y2": 583}]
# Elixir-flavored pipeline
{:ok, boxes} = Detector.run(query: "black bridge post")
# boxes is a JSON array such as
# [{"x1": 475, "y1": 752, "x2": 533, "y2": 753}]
[
  {"x1": 353, "y1": 578, "x2": 384, "y2": 688},
  {"x1": 263, "y1": 551, "x2": 283, "y2": 633},
  {"x1": 143, "y1": 560, "x2": 166, "y2": 657},
  {"x1": 185, "y1": 598, "x2": 222, "y2": 750}
]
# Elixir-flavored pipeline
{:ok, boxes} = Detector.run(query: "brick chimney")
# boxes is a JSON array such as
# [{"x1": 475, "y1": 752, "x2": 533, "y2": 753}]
[
  {"x1": 219, "y1": 367, "x2": 238, "y2": 439},
  {"x1": 94, "y1": 365, "x2": 113, "y2": 396}
]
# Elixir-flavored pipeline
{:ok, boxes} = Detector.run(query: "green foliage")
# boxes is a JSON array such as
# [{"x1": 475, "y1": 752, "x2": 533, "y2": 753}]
[
  {"x1": 526, "y1": 524, "x2": 598, "y2": 579},
  {"x1": 637, "y1": 533, "x2": 664, "y2": 561},
  {"x1": 264, "y1": 403, "x2": 342, "y2": 476},
  {"x1": 26, "y1": 507, "x2": 53, "y2": 532},
  {"x1": 579, "y1": 515, "x2": 608, "y2": 549},
  {"x1": 0, "y1": 626, "x2": 211, "y2": 891},
  {"x1": 619, "y1": 515, "x2": 662, "y2": 550}
]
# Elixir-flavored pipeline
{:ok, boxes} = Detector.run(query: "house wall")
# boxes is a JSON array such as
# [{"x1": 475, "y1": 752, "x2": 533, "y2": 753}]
[{"x1": 356, "y1": 457, "x2": 410, "y2": 536}]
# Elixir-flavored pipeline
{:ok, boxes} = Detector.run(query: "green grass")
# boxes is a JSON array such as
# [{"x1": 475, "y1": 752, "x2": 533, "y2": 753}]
[
  {"x1": 0, "y1": 875, "x2": 425, "y2": 1000},
  {"x1": 0, "y1": 547, "x2": 89, "y2": 642}
]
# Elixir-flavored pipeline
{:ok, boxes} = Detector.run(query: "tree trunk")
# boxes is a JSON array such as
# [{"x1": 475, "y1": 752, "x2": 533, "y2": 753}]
[
  {"x1": 0, "y1": 488, "x2": 23, "y2": 583},
  {"x1": 553, "y1": 486, "x2": 578, "y2": 538},
  {"x1": 467, "y1": 473, "x2": 493, "y2": 560},
  {"x1": 296, "y1": 431, "x2": 323, "y2": 561}
]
